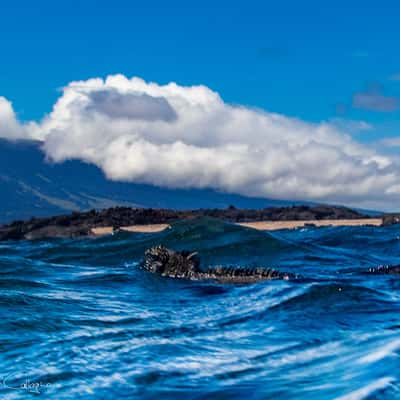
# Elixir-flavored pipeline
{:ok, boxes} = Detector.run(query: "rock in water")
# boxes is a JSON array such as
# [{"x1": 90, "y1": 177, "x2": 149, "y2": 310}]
[
  {"x1": 381, "y1": 214, "x2": 400, "y2": 226},
  {"x1": 143, "y1": 245, "x2": 292, "y2": 283},
  {"x1": 366, "y1": 265, "x2": 400, "y2": 275}
]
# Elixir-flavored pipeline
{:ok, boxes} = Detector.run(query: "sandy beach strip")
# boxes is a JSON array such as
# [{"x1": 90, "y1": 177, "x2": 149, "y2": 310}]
[
  {"x1": 91, "y1": 219, "x2": 382, "y2": 236},
  {"x1": 121, "y1": 224, "x2": 171, "y2": 233},
  {"x1": 236, "y1": 218, "x2": 382, "y2": 231},
  {"x1": 91, "y1": 224, "x2": 170, "y2": 235}
]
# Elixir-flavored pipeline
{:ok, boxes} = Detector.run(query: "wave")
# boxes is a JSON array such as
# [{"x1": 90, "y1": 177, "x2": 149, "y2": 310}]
[{"x1": 0, "y1": 219, "x2": 399, "y2": 399}]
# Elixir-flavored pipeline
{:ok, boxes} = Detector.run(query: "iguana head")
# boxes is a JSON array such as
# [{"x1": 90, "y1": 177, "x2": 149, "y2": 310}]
[{"x1": 143, "y1": 245, "x2": 200, "y2": 277}]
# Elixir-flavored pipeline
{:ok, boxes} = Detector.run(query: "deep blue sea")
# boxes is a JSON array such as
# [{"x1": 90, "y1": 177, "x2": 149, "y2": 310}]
[{"x1": 0, "y1": 218, "x2": 399, "y2": 399}]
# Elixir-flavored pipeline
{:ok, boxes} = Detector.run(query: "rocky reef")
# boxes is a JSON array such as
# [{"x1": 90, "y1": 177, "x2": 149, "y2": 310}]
[
  {"x1": 0, "y1": 204, "x2": 380, "y2": 241},
  {"x1": 381, "y1": 214, "x2": 400, "y2": 226}
]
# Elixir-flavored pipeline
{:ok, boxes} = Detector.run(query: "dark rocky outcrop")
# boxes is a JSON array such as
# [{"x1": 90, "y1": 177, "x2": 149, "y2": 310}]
[
  {"x1": 382, "y1": 214, "x2": 400, "y2": 226},
  {"x1": 365, "y1": 265, "x2": 400, "y2": 275},
  {"x1": 0, "y1": 205, "x2": 377, "y2": 241},
  {"x1": 143, "y1": 245, "x2": 293, "y2": 284}
]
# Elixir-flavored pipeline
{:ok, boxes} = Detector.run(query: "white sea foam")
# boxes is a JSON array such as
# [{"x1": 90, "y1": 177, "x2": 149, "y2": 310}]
[
  {"x1": 334, "y1": 377, "x2": 394, "y2": 400},
  {"x1": 358, "y1": 338, "x2": 400, "y2": 364}
]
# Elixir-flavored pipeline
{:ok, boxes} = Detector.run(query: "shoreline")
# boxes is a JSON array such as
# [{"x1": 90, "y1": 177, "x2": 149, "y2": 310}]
[
  {"x1": 91, "y1": 224, "x2": 171, "y2": 235},
  {"x1": 91, "y1": 218, "x2": 383, "y2": 235},
  {"x1": 236, "y1": 218, "x2": 383, "y2": 231},
  {"x1": 2, "y1": 205, "x2": 396, "y2": 241}
]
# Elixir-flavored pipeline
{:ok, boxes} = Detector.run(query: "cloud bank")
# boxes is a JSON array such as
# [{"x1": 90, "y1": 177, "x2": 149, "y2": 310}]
[
  {"x1": 0, "y1": 97, "x2": 34, "y2": 139},
  {"x1": 1, "y1": 74, "x2": 400, "y2": 210}
]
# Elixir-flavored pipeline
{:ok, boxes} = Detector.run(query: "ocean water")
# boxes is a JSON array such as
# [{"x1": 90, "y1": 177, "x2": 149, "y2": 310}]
[{"x1": 0, "y1": 218, "x2": 399, "y2": 399}]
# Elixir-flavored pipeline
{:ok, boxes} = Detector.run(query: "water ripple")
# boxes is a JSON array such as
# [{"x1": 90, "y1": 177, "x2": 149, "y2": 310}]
[{"x1": 0, "y1": 218, "x2": 399, "y2": 399}]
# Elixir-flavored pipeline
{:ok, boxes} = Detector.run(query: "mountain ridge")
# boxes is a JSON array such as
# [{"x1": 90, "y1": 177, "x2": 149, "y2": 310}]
[
  {"x1": 1, "y1": 137, "x2": 391, "y2": 242},
  {"x1": 0, "y1": 139, "x2": 312, "y2": 223}
]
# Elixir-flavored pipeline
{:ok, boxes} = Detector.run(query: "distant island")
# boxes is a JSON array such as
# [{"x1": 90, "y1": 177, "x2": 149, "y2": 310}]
[{"x1": 1, "y1": 205, "x2": 399, "y2": 241}]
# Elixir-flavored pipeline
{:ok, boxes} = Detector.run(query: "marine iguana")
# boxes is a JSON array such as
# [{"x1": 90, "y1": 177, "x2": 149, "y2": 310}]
[
  {"x1": 143, "y1": 245, "x2": 293, "y2": 283},
  {"x1": 142, "y1": 246, "x2": 400, "y2": 283}
]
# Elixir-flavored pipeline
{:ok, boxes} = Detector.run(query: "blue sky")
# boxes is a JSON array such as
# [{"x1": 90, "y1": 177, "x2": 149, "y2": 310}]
[
  {"x1": 1, "y1": 0, "x2": 400, "y2": 142},
  {"x1": 1, "y1": 0, "x2": 400, "y2": 210}
]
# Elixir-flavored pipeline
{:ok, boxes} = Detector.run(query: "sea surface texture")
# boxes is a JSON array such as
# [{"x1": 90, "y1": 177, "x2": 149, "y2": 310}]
[{"x1": 0, "y1": 218, "x2": 399, "y2": 399}]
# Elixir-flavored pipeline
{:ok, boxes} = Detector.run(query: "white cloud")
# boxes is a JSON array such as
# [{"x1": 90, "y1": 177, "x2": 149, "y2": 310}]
[
  {"x1": 1, "y1": 74, "x2": 400, "y2": 210},
  {"x1": 353, "y1": 92, "x2": 399, "y2": 112},
  {"x1": 352, "y1": 85, "x2": 399, "y2": 112},
  {"x1": 380, "y1": 137, "x2": 400, "y2": 148},
  {"x1": 0, "y1": 97, "x2": 42, "y2": 141},
  {"x1": 85, "y1": 89, "x2": 177, "y2": 121},
  {"x1": 0, "y1": 97, "x2": 31, "y2": 139}
]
